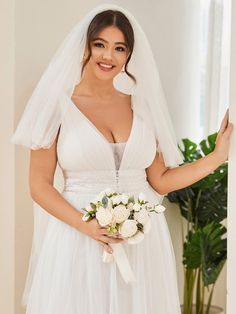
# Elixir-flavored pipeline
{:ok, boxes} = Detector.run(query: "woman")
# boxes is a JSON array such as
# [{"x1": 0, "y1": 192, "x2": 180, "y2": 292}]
[{"x1": 11, "y1": 4, "x2": 233, "y2": 314}]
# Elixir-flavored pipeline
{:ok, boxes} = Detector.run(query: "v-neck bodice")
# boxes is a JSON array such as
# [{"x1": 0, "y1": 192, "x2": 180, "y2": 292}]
[{"x1": 57, "y1": 94, "x2": 157, "y2": 179}]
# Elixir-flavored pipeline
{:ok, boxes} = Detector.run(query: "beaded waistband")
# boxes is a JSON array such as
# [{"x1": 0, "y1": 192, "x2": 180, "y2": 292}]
[{"x1": 63, "y1": 169, "x2": 149, "y2": 193}]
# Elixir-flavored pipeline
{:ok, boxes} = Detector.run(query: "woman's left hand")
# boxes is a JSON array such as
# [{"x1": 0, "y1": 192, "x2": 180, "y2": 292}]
[{"x1": 214, "y1": 109, "x2": 234, "y2": 163}]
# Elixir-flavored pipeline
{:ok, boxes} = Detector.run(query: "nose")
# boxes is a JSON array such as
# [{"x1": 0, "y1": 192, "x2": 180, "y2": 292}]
[{"x1": 102, "y1": 47, "x2": 113, "y2": 61}]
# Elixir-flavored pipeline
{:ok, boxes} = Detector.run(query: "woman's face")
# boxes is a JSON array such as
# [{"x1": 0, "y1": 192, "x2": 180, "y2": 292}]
[{"x1": 84, "y1": 26, "x2": 129, "y2": 81}]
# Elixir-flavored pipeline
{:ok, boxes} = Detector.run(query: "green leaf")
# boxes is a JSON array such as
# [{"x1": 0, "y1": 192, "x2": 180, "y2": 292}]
[
  {"x1": 90, "y1": 202, "x2": 96, "y2": 210},
  {"x1": 183, "y1": 222, "x2": 227, "y2": 286},
  {"x1": 167, "y1": 187, "x2": 196, "y2": 222},
  {"x1": 194, "y1": 175, "x2": 227, "y2": 227},
  {"x1": 178, "y1": 138, "x2": 202, "y2": 162},
  {"x1": 101, "y1": 196, "x2": 108, "y2": 208},
  {"x1": 199, "y1": 133, "x2": 217, "y2": 155},
  {"x1": 183, "y1": 230, "x2": 202, "y2": 268}
]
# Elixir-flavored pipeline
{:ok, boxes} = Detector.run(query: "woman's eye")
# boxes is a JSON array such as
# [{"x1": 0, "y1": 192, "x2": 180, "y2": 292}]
[
  {"x1": 116, "y1": 46, "x2": 126, "y2": 52},
  {"x1": 94, "y1": 42, "x2": 104, "y2": 48},
  {"x1": 93, "y1": 43, "x2": 126, "y2": 52}
]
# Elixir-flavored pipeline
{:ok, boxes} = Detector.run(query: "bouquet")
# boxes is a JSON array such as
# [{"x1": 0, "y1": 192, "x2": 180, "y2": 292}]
[{"x1": 81, "y1": 188, "x2": 166, "y2": 283}]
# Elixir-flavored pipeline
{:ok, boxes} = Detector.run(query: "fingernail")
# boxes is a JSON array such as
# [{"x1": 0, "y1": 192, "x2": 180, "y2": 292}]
[{"x1": 109, "y1": 249, "x2": 113, "y2": 253}]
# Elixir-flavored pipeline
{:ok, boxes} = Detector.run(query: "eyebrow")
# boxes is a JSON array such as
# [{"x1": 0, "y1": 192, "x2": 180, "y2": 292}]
[{"x1": 92, "y1": 37, "x2": 128, "y2": 48}]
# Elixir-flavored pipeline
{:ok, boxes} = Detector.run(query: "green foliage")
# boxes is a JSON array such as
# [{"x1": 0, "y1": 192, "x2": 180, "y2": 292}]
[
  {"x1": 167, "y1": 132, "x2": 227, "y2": 313},
  {"x1": 183, "y1": 222, "x2": 227, "y2": 286}
]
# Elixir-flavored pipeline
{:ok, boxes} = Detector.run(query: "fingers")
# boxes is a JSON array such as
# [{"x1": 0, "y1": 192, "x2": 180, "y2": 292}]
[
  {"x1": 224, "y1": 122, "x2": 234, "y2": 138},
  {"x1": 224, "y1": 108, "x2": 229, "y2": 122},
  {"x1": 99, "y1": 235, "x2": 124, "y2": 244},
  {"x1": 103, "y1": 243, "x2": 113, "y2": 254},
  {"x1": 100, "y1": 228, "x2": 111, "y2": 236},
  {"x1": 100, "y1": 228, "x2": 122, "y2": 238},
  {"x1": 218, "y1": 110, "x2": 229, "y2": 134},
  {"x1": 97, "y1": 240, "x2": 113, "y2": 254}
]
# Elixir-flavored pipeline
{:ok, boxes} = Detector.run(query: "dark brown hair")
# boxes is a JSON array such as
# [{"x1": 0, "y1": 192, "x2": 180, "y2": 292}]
[{"x1": 81, "y1": 10, "x2": 136, "y2": 84}]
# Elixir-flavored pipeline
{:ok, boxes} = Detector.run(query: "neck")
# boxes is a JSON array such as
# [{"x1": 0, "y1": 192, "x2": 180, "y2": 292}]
[{"x1": 77, "y1": 69, "x2": 117, "y2": 100}]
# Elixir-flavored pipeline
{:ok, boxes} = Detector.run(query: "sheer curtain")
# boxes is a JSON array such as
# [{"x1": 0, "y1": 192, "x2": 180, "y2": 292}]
[
  {"x1": 200, "y1": 0, "x2": 231, "y2": 138},
  {"x1": 200, "y1": 1, "x2": 231, "y2": 311}
]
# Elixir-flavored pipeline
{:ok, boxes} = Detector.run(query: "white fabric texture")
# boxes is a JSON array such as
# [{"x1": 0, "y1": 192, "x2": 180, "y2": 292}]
[{"x1": 24, "y1": 96, "x2": 181, "y2": 314}]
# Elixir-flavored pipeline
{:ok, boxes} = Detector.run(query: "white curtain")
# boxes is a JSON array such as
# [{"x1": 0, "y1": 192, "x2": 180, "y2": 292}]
[{"x1": 200, "y1": 0, "x2": 231, "y2": 138}]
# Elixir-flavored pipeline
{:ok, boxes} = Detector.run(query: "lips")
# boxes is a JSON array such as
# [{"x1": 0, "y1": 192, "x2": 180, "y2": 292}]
[{"x1": 97, "y1": 62, "x2": 115, "y2": 71}]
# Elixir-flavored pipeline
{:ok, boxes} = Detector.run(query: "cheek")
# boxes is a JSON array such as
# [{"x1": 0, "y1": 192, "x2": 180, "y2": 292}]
[
  {"x1": 116, "y1": 53, "x2": 127, "y2": 65},
  {"x1": 90, "y1": 49, "x2": 100, "y2": 61}
]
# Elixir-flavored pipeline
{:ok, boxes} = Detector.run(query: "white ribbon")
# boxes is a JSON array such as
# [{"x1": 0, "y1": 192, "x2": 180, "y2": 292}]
[{"x1": 102, "y1": 243, "x2": 137, "y2": 284}]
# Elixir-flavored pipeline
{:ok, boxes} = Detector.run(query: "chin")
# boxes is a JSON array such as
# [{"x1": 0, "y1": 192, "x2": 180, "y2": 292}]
[{"x1": 93, "y1": 70, "x2": 117, "y2": 81}]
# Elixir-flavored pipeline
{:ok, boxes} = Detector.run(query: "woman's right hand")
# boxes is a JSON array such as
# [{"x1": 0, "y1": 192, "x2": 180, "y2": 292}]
[
  {"x1": 78, "y1": 216, "x2": 124, "y2": 254},
  {"x1": 214, "y1": 109, "x2": 234, "y2": 163}
]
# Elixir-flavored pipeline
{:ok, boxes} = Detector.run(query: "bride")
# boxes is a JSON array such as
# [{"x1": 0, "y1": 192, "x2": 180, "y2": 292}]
[{"x1": 11, "y1": 4, "x2": 233, "y2": 314}]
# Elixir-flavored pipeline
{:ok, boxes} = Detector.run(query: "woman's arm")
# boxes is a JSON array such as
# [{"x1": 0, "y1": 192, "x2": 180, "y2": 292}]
[
  {"x1": 146, "y1": 150, "x2": 225, "y2": 195},
  {"x1": 29, "y1": 130, "x2": 123, "y2": 253},
  {"x1": 146, "y1": 110, "x2": 234, "y2": 195},
  {"x1": 29, "y1": 131, "x2": 84, "y2": 230}
]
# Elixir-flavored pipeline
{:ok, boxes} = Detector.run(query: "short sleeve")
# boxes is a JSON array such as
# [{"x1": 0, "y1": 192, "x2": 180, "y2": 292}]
[{"x1": 11, "y1": 93, "x2": 69, "y2": 150}]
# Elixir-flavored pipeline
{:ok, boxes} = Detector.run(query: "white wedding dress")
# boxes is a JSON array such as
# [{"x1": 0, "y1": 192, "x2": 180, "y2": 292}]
[{"x1": 24, "y1": 94, "x2": 181, "y2": 314}]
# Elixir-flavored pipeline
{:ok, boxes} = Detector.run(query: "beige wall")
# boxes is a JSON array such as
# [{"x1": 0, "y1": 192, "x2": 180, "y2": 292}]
[
  {"x1": 1, "y1": 1, "x2": 227, "y2": 313},
  {"x1": 0, "y1": 0, "x2": 15, "y2": 313}
]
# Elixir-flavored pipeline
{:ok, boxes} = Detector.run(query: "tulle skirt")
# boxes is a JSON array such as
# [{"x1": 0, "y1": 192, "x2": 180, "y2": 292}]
[{"x1": 24, "y1": 183, "x2": 181, "y2": 314}]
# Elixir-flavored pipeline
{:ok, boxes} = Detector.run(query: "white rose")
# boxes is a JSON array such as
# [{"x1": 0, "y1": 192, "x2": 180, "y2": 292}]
[
  {"x1": 134, "y1": 208, "x2": 149, "y2": 224},
  {"x1": 104, "y1": 188, "x2": 115, "y2": 197},
  {"x1": 112, "y1": 195, "x2": 122, "y2": 205},
  {"x1": 96, "y1": 208, "x2": 113, "y2": 227},
  {"x1": 154, "y1": 204, "x2": 166, "y2": 213},
  {"x1": 113, "y1": 205, "x2": 130, "y2": 223},
  {"x1": 119, "y1": 220, "x2": 138, "y2": 238},
  {"x1": 138, "y1": 192, "x2": 147, "y2": 203},
  {"x1": 121, "y1": 194, "x2": 129, "y2": 205},
  {"x1": 96, "y1": 205, "x2": 105, "y2": 212},
  {"x1": 127, "y1": 231, "x2": 145, "y2": 245},
  {"x1": 145, "y1": 202, "x2": 153, "y2": 212},
  {"x1": 142, "y1": 218, "x2": 152, "y2": 234},
  {"x1": 133, "y1": 203, "x2": 141, "y2": 212}
]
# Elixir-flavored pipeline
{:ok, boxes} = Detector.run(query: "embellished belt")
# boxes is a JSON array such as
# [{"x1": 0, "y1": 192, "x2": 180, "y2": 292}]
[{"x1": 62, "y1": 169, "x2": 149, "y2": 193}]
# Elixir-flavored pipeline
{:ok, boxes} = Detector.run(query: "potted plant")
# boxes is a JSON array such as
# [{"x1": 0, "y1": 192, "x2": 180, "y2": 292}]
[{"x1": 166, "y1": 133, "x2": 227, "y2": 314}]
